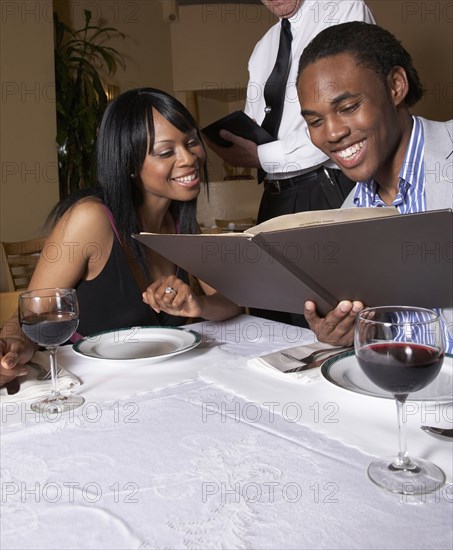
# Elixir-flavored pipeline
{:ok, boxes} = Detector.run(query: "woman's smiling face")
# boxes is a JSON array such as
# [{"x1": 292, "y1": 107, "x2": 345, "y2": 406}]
[
  {"x1": 298, "y1": 53, "x2": 409, "y2": 187},
  {"x1": 138, "y1": 109, "x2": 205, "y2": 202}
]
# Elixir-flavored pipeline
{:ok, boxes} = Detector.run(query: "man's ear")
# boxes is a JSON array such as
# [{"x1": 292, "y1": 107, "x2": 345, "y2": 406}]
[{"x1": 387, "y1": 66, "x2": 409, "y2": 107}]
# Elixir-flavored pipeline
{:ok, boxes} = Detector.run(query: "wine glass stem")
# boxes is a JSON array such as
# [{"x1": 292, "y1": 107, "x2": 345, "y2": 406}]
[
  {"x1": 394, "y1": 395, "x2": 410, "y2": 468},
  {"x1": 48, "y1": 347, "x2": 60, "y2": 398}
]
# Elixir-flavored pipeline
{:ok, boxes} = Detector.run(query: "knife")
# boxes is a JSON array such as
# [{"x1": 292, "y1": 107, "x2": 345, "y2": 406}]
[{"x1": 421, "y1": 426, "x2": 453, "y2": 441}]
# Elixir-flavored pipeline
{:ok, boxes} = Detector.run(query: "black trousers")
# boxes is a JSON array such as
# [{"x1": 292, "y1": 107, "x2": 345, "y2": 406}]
[
  {"x1": 257, "y1": 167, "x2": 354, "y2": 223},
  {"x1": 251, "y1": 167, "x2": 355, "y2": 327}
]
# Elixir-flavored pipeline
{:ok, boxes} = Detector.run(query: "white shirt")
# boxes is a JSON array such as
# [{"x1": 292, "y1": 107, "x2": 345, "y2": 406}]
[{"x1": 245, "y1": 0, "x2": 375, "y2": 178}]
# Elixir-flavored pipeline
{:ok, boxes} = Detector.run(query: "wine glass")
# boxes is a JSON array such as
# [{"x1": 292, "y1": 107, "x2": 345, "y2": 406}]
[
  {"x1": 19, "y1": 288, "x2": 84, "y2": 414},
  {"x1": 355, "y1": 306, "x2": 445, "y2": 495}
]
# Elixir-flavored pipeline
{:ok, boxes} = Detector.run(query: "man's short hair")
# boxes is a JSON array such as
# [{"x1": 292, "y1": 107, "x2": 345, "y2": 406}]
[{"x1": 298, "y1": 22, "x2": 423, "y2": 107}]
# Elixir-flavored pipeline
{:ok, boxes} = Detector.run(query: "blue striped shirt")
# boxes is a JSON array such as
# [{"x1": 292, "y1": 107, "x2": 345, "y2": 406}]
[
  {"x1": 352, "y1": 116, "x2": 452, "y2": 353},
  {"x1": 353, "y1": 116, "x2": 426, "y2": 212}
]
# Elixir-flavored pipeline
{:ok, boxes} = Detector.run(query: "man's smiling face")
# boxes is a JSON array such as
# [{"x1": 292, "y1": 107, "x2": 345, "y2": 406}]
[{"x1": 297, "y1": 52, "x2": 408, "y2": 187}]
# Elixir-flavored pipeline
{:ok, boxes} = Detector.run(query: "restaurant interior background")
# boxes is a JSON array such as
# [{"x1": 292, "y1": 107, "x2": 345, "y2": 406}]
[{"x1": 1, "y1": 0, "x2": 452, "y2": 290}]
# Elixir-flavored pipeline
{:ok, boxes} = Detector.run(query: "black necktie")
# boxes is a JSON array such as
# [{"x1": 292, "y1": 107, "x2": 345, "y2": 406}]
[
  {"x1": 259, "y1": 18, "x2": 292, "y2": 182},
  {"x1": 262, "y1": 18, "x2": 292, "y2": 137}
]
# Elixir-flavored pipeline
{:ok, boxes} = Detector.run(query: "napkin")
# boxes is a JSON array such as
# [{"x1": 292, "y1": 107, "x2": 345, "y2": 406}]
[
  {"x1": 0, "y1": 351, "x2": 81, "y2": 403},
  {"x1": 247, "y1": 343, "x2": 342, "y2": 383}
]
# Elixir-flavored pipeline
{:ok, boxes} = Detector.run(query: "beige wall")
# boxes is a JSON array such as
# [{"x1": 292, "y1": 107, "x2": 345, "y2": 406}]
[
  {"x1": 171, "y1": 3, "x2": 273, "y2": 91},
  {"x1": 0, "y1": 0, "x2": 59, "y2": 243},
  {"x1": 368, "y1": 0, "x2": 452, "y2": 121},
  {"x1": 55, "y1": 0, "x2": 174, "y2": 93},
  {"x1": 0, "y1": 0, "x2": 59, "y2": 290}
]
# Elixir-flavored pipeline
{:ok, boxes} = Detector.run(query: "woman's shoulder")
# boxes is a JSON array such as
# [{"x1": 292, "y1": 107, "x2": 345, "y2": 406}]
[
  {"x1": 62, "y1": 197, "x2": 108, "y2": 222},
  {"x1": 52, "y1": 197, "x2": 113, "y2": 241}
]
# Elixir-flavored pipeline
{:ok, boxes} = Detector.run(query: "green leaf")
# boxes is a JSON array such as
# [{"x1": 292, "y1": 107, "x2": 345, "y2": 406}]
[{"x1": 53, "y1": 8, "x2": 126, "y2": 197}]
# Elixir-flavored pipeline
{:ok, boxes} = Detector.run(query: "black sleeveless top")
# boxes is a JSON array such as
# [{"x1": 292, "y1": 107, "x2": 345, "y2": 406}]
[{"x1": 73, "y1": 207, "x2": 188, "y2": 339}]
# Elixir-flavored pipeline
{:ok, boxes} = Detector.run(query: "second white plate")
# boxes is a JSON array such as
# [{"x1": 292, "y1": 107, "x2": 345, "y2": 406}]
[
  {"x1": 72, "y1": 326, "x2": 201, "y2": 365},
  {"x1": 321, "y1": 352, "x2": 453, "y2": 402}
]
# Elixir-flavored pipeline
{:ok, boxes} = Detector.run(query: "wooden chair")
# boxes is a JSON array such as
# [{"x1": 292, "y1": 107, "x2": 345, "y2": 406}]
[
  {"x1": 1, "y1": 237, "x2": 47, "y2": 291},
  {"x1": 0, "y1": 290, "x2": 22, "y2": 328}
]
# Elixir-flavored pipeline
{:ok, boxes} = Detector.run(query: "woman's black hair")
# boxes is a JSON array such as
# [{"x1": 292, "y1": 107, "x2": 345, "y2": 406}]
[
  {"x1": 48, "y1": 87, "x2": 207, "y2": 275},
  {"x1": 297, "y1": 22, "x2": 424, "y2": 107}
]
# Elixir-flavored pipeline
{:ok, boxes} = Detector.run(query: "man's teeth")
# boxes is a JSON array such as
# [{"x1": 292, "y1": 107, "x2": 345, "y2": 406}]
[
  {"x1": 175, "y1": 173, "x2": 196, "y2": 183},
  {"x1": 338, "y1": 141, "x2": 364, "y2": 159}
]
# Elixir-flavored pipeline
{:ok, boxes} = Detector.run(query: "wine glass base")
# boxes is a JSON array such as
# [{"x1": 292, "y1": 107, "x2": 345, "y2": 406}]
[
  {"x1": 31, "y1": 393, "x2": 85, "y2": 415},
  {"x1": 368, "y1": 456, "x2": 445, "y2": 495}
]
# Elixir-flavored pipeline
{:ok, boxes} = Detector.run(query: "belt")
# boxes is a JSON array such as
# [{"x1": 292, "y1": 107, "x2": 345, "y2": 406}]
[{"x1": 263, "y1": 168, "x2": 323, "y2": 194}]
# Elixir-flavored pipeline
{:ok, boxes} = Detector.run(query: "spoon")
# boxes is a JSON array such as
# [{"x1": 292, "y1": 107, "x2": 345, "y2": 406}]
[{"x1": 421, "y1": 426, "x2": 453, "y2": 441}]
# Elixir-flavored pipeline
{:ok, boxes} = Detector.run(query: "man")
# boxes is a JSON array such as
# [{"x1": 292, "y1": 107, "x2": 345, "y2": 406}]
[
  {"x1": 296, "y1": 21, "x2": 453, "y2": 350},
  {"x1": 207, "y1": 0, "x2": 374, "y2": 325},
  {"x1": 208, "y1": 0, "x2": 374, "y2": 223}
]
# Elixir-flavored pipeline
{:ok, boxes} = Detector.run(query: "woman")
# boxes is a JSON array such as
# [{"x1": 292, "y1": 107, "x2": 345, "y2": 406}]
[{"x1": 0, "y1": 88, "x2": 241, "y2": 382}]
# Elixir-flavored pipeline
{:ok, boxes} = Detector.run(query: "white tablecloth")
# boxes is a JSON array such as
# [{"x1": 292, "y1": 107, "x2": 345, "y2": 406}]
[{"x1": 1, "y1": 315, "x2": 452, "y2": 550}]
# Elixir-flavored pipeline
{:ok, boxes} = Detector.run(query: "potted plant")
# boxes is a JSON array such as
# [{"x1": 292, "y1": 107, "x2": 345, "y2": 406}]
[{"x1": 54, "y1": 9, "x2": 125, "y2": 198}]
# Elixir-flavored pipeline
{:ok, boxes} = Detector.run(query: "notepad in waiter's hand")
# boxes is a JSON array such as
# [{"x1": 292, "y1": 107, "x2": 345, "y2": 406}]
[{"x1": 201, "y1": 111, "x2": 274, "y2": 147}]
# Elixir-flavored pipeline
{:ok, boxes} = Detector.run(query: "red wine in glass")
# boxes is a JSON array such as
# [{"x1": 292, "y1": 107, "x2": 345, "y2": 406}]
[
  {"x1": 355, "y1": 306, "x2": 445, "y2": 495},
  {"x1": 357, "y1": 342, "x2": 444, "y2": 395},
  {"x1": 19, "y1": 288, "x2": 84, "y2": 414},
  {"x1": 21, "y1": 312, "x2": 79, "y2": 348}
]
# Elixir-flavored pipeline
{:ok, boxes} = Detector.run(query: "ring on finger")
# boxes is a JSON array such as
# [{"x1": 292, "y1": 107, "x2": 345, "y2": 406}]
[{"x1": 164, "y1": 286, "x2": 176, "y2": 295}]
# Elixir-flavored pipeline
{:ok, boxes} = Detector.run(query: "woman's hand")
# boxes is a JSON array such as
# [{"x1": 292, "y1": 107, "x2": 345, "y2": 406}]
[
  {"x1": 143, "y1": 276, "x2": 242, "y2": 321},
  {"x1": 143, "y1": 275, "x2": 203, "y2": 319},
  {"x1": 0, "y1": 337, "x2": 35, "y2": 387},
  {"x1": 0, "y1": 363, "x2": 28, "y2": 387}
]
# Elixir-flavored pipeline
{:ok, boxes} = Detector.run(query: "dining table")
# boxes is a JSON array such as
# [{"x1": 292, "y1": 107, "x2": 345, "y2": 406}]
[{"x1": 1, "y1": 314, "x2": 452, "y2": 550}]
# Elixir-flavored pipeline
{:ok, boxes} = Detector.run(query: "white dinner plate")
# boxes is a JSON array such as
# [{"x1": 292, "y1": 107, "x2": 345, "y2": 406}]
[
  {"x1": 72, "y1": 326, "x2": 201, "y2": 364},
  {"x1": 321, "y1": 352, "x2": 453, "y2": 402}
]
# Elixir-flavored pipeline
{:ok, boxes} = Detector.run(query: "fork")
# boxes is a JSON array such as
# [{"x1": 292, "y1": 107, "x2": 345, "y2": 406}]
[
  {"x1": 282, "y1": 346, "x2": 354, "y2": 374},
  {"x1": 38, "y1": 366, "x2": 63, "y2": 381},
  {"x1": 281, "y1": 345, "x2": 353, "y2": 365},
  {"x1": 27, "y1": 360, "x2": 48, "y2": 378},
  {"x1": 28, "y1": 359, "x2": 62, "y2": 381}
]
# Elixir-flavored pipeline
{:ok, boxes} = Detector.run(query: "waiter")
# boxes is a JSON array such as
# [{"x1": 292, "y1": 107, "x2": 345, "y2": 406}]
[
  {"x1": 205, "y1": 0, "x2": 375, "y2": 324},
  {"x1": 206, "y1": 0, "x2": 375, "y2": 222}
]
